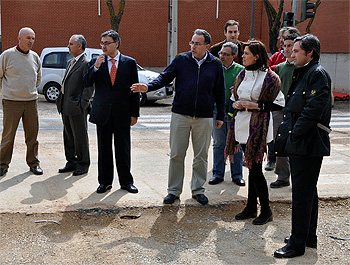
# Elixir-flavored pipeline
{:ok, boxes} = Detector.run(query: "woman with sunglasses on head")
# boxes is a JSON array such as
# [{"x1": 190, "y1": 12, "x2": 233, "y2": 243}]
[{"x1": 225, "y1": 40, "x2": 285, "y2": 225}]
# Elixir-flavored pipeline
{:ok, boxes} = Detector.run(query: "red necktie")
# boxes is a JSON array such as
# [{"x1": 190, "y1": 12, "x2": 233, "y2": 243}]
[{"x1": 110, "y1": 58, "x2": 117, "y2": 85}]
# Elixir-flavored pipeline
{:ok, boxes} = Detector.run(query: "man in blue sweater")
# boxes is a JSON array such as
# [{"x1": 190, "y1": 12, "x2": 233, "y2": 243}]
[{"x1": 131, "y1": 29, "x2": 225, "y2": 205}]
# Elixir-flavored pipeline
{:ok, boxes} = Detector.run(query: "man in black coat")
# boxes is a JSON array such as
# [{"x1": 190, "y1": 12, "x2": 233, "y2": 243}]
[
  {"x1": 274, "y1": 34, "x2": 332, "y2": 258},
  {"x1": 56, "y1": 34, "x2": 93, "y2": 176},
  {"x1": 83, "y1": 30, "x2": 140, "y2": 194}
]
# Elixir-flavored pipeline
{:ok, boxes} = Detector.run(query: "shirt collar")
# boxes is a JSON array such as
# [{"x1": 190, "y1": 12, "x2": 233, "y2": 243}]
[
  {"x1": 16, "y1": 44, "x2": 29, "y2": 54},
  {"x1": 192, "y1": 51, "x2": 208, "y2": 66},
  {"x1": 223, "y1": 60, "x2": 236, "y2": 70},
  {"x1": 74, "y1": 52, "x2": 84, "y2": 62},
  {"x1": 108, "y1": 51, "x2": 120, "y2": 62}
]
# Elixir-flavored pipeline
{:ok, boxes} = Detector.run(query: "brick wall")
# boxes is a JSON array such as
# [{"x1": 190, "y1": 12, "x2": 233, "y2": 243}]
[{"x1": 1, "y1": 0, "x2": 349, "y2": 67}]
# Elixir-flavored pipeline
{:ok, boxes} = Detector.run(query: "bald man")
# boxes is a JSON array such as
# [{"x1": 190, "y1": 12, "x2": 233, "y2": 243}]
[{"x1": 0, "y1": 27, "x2": 43, "y2": 176}]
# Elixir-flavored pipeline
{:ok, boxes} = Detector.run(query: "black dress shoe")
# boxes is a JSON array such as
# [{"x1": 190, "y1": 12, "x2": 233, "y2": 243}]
[
  {"x1": 208, "y1": 176, "x2": 224, "y2": 185},
  {"x1": 284, "y1": 236, "x2": 317, "y2": 249},
  {"x1": 192, "y1": 194, "x2": 208, "y2": 205},
  {"x1": 232, "y1": 178, "x2": 245, "y2": 186},
  {"x1": 58, "y1": 165, "x2": 76, "y2": 173},
  {"x1": 121, "y1": 184, "x2": 138, "y2": 193},
  {"x1": 274, "y1": 244, "x2": 304, "y2": 258},
  {"x1": 235, "y1": 207, "x2": 257, "y2": 220},
  {"x1": 0, "y1": 167, "x2": 8, "y2": 177},
  {"x1": 30, "y1": 165, "x2": 43, "y2": 175},
  {"x1": 96, "y1": 184, "x2": 112, "y2": 193},
  {"x1": 72, "y1": 168, "x2": 88, "y2": 176},
  {"x1": 270, "y1": 179, "x2": 290, "y2": 188},
  {"x1": 265, "y1": 161, "x2": 276, "y2": 171},
  {"x1": 163, "y1": 193, "x2": 179, "y2": 204},
  {"x1": 252, "y1": 208, "x2": 273, "y2": 225}
]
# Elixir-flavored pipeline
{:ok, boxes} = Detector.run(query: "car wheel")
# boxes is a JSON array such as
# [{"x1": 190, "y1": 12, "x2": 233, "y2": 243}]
[
  {"x1": 44, "y1": 83, "x2": 60, "y2": 103},
  {"x1": 140, "y1": 93, "x2": 147, "y2": 106}
]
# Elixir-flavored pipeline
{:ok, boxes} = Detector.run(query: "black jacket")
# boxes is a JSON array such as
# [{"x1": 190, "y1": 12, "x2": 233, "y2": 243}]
[
  {"x1": 147, "y1": 51, "x2": 225, "y2": 121},
  {"x1": 274, "y1": 61, "x2": 332, "y2": 157},
  {"x1": 83, "y1": 54, "x2": 140, "y2": 127}
]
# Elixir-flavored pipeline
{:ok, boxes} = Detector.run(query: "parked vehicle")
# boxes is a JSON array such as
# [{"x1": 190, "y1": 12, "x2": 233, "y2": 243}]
[{"x1": 37, "y1": 47, "x2": 173, "y2": 104}]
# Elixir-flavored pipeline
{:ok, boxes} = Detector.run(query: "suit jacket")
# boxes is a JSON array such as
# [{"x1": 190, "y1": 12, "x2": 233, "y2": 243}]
[
  {"x1": 83, "y1": 53, "x2": 140, "y2": 127},
  {"x1": 56, "y1": 54, "x2": 94, "y2": 116}
]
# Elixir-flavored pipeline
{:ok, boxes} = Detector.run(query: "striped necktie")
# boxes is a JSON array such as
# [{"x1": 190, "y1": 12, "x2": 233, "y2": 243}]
[{"x1": 110, "y1": 58, "x2": 117, "y2": 86}]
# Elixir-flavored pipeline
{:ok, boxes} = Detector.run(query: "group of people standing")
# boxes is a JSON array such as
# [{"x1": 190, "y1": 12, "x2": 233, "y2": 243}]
[{"x1": 0, "y1": 21, "x2": 332, "y2": 259}]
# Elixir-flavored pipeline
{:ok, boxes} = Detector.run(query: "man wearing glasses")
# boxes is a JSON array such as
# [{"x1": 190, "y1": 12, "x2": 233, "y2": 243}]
[
  {"x1": 83, "y1": 30, "x2": 140, "y2": 194},
  {"x1": 131, "y1": 29, "x2": 225, "y2": 205},
  {"x1": 209, "y1": 42, "x2": 245, "y2": 187}
]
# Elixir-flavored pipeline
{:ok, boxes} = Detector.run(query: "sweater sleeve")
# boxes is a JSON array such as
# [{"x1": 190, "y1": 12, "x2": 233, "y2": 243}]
[
  {"x1": 214, "y1": 63, "x2": 226, "y2": 121},
  {"x1": 147, "y1": 55, "x2": 178, "y2": 92},
  {"x1": 36, "y1": 54, "x2": 42, "y2": 88}
]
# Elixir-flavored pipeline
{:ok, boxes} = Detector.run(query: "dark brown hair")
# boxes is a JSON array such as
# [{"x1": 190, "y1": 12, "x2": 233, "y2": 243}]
[{"x1": 242, "y1": 40, "x2": 270, "y2": 71}]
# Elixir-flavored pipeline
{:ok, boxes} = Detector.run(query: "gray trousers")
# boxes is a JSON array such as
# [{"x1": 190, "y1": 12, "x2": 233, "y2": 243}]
[
  {"x1": 168, "y1": 113, "x2": 213, "y2": 196},
  {"x1": 272, "y1": 110, "x2": 290, "y2": 181},
  {"x1": 61, "y1": 109, "x2": 90, "y2": 170}
]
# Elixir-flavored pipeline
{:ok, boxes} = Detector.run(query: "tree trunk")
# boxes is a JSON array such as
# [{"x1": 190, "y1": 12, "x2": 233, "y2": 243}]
[
  {"x1": 263, "y1": 0, "x2": 285, "y2": 54},
  {"x1": 106, "y1": 0, "x2": 126, "y2": 32}
]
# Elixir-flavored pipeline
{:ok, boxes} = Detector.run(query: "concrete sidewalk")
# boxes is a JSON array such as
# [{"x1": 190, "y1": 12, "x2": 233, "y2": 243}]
[{"x1": 0, "y1": 123, "x2": 349, "y2": 214}]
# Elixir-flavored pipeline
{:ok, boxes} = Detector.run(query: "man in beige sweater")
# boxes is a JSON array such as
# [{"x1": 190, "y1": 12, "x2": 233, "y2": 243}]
[{"x1": 0, "y1": 27, "x2": 43, "y2": 176}]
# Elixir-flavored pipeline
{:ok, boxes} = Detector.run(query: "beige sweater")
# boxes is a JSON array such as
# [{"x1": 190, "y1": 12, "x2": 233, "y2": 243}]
[{"x1": 0, "y1": 47, "x2": 42, "y2": 101}]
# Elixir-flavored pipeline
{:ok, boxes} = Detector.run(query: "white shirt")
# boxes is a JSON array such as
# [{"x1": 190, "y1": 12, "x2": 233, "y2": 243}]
[
  {"x1": 106, "y1": 52, "x2": 120, "y2": 73},
  {"x1": 192, "y1": 52, "x2": 208, "y2": 66},
  {"x1": 93, "y1": 51, "x2": 120, "y2": 73},
  {"x1": 230, "y1": 69, "x2": 285, "y2": 144}
]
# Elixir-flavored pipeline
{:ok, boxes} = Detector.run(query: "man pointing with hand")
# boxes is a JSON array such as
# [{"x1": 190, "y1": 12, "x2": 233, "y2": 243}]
[{"x1": 131, "y1": 29, "x2": 225, "y2": 205}]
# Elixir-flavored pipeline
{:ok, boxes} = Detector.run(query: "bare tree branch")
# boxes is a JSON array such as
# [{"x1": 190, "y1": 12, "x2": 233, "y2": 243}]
[
  {"x1": 305, "y1": 0, "x2": 321, "y2": 34},
  {"x1": 106, "y1": 0, "x2": 126, "y2": 32},
  {"x1": 263, "y1": 0, "x2": 285, "y2": 54}
]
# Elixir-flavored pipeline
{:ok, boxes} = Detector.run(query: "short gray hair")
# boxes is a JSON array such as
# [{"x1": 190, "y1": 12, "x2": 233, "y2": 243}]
[
  {"x1": 222, "y1": 42, "x2": 238, "y2": 55},
  {"x1": 73, "y1": 34, "x2": 87, "y2": 50},
  {"x1": 194, "y1": 29, "x2": 211, "y2": 45}
]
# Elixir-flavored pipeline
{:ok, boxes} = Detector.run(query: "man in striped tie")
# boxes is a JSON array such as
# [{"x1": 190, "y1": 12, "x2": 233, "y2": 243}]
[{"x1": 83, "y1": 30, "x2": 140, "y2": 194}]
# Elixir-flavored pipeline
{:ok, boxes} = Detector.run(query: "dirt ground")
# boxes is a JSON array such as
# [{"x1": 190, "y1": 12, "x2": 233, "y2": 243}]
[{"x1": 0, "y1": 199, "x2": 349, "y2": 265}]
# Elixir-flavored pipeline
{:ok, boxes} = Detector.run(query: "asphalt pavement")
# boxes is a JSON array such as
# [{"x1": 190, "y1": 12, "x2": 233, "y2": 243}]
[{"x1": 0, "y1": 99, "x2": 349, "y2": 214}]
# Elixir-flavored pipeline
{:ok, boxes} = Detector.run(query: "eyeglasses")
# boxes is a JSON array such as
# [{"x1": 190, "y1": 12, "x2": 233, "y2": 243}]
[
  {"x1": 218, "y1": 52, "x2": 233, "y2": 57},
  {"x1": 189, "y1": 41, "x2": 206, "y2": 47},
  {"x1": 100, "y1": 41, "x2": 117, "y2": 47}
]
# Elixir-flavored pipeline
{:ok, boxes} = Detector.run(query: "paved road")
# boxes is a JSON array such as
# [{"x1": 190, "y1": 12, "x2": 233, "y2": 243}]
[
  {"x1": 0, "y1": 96, "x2": 349, "y2": 214},
  {"x1": 1, "y1": 97, "x2": 349, "y2": 131}
]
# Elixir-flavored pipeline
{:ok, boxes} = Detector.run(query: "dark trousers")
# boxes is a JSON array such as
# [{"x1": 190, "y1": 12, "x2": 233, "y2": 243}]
[
  {"x1": 289, "y1": 156, "x2": 323, "y2": 253},
  {"x1": 96, "y1": 117, "x2": 133, "y2": 186},
  {"x1": 241, "y1": 145, "x2": 270, "y2": 212},
  {"x1": 61, "y1": 110, "x2": 90, "y2": 170}
]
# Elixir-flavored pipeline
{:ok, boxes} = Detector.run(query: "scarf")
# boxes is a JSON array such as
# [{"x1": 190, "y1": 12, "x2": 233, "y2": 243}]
[{"x1": 225, "y1": 68, "x2": 281, "y2": 168}]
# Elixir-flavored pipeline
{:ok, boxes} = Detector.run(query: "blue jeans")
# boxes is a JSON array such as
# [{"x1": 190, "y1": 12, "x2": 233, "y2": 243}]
[{"x1": 212, "y1": 112, "x2": 243, "y2": 180}]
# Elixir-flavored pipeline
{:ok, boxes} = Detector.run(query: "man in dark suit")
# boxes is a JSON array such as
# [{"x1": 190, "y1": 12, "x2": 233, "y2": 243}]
[
  {"x1": 56, "y1": 34, "x2": 93, "y2": 176},
  {"x1": 83, "y1": 30, "x2": 140, "y2": 194}
]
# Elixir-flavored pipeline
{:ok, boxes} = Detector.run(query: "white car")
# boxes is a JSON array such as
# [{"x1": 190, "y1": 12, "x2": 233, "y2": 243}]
[{"x1": 37, "y1": 47, "x2": 173, "y2": 104}]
